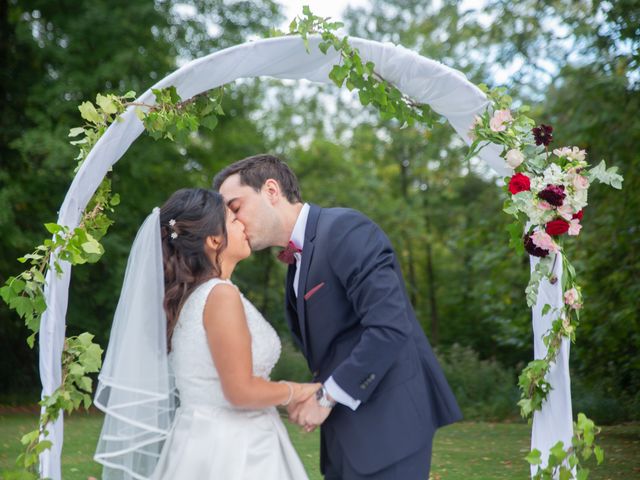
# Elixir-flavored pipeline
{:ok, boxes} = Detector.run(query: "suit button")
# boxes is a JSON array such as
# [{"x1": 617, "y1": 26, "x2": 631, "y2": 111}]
[
  {"x1": 369, "y1": 374, "x2": 376, "y2": 381},
  {"x1": 313, "y1": 370, "x2": 319, "y2": 377}
]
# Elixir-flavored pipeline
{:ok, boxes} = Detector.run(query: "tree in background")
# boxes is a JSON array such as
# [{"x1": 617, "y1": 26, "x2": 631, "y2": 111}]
[
  {"x1": 0, "y1": 0, "x2": 282, "y2": 398},
  {"x1": 1, "y1": 0, "x2": 637, "y2": 424}
]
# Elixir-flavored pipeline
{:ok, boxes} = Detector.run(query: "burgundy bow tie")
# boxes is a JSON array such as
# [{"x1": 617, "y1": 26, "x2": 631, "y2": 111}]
[{"x1": 277, "y1": 241, "x2": 302, "y2": 264}]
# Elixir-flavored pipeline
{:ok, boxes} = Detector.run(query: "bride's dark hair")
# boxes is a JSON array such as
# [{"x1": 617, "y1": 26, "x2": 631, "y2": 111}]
[{"x1": 160, "y1": 188, "x2": 227, "y2": 351}]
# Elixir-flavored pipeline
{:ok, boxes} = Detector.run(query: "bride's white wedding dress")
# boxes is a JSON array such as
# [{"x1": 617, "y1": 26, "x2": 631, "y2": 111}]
[{"x1": 151, "y1": 278, "x2": 309, "y2": 479}]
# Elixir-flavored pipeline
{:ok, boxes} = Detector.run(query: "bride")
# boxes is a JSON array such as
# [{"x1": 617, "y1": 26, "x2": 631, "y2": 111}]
[{"x1": 93, "y1": 188, "x2": 318, "y2": 479}]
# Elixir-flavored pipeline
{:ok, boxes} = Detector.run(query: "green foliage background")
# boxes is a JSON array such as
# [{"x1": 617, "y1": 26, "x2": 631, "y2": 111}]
[{"x1": 1, "y1": 0, "x2": 637, "y2": 423}]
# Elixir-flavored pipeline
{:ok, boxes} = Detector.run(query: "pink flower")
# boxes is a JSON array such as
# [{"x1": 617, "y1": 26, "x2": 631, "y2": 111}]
[
  {"x1": 572, "y1": 174, "x2": 589, "y2": 190},
  {"x1": 557, "y1": 204, "x2": 574, "y2": 221},
  {"x1": 564, "y1": 288, "x2": 578, "y2": 305},
  {"x1": 505, "y1": 149, "x2": 525, "y2": 168},
  {"x1": 468, "y1": 115, "x2": 482, "y2": 140},
  {"x1": 531, "y1": 230, "x2": 559, "y2": 253},
  {"x1": 490, "y1": 109, "x2": 513, "y2": 132},
  {"x1": 564, "y1": 288, "x2": 582, "y2": 310},
  {"x1": 568, "y1": 219, "x2": 582, "y2": 236},
  {"x1": 538, "y1": 200, "x2": 553, "y2": 211}
]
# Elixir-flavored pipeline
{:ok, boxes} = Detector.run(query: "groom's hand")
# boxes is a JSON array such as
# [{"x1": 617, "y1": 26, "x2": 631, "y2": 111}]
[{"x1": 288, "y1": 391, "x2": 332, "y2": 432}]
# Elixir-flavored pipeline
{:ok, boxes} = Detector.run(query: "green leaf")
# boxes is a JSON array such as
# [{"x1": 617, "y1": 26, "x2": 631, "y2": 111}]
[
  {"x1": 44, "y1": 222, "x2": 63, "y2": 235},
  {"x1": 11, "y1": 296, "x2": 33, "y2": 319},
  {"x1": 68, "y1": 363, "x2": 85, "y2": 377},
  {"x1": 68, "y1": 127, "x2": 85, "y2": 138},
  {"x1": 77, "y1": 332, "x2": 95, "y2": 347},
  {"x1": 525, "y1": 449, "x2": 542, "y2": 465},
  {"x1": 550, "y1": 441, "x2": 567, "y2": 462},
  {"x1": 96, "y1": 93, "x2": 118, "y2": 114},
  {"x1": 135, "y1": 108, "x2": 146, "y2": 120},
  {"x1": 20, "y1": 430, "x2": 40, "y2": 446},
  {"x1": 587, "y1": 160, "x2": 624, "y2": 189},
  {"x1": 78, "y1": 101, "x2": 102, "y2": 124},
  {"x1": 576, "y1": 468, "x2": 590, "y2": 480},
  {"x1": 0, "y1": 285, "x2": 12, "y2": 304},
  {"x1": 328, "y1": 65, "x2": 349, "y2": 87},
  {"x1": 594, "y1": 445, "x2": 604, "y2": 464},
  {"x1": 559, "y1": 467, "x2": 572, "y2": 480},
  {"x1": 201, "y1": 114, "x2": 219, "y2": 131}
]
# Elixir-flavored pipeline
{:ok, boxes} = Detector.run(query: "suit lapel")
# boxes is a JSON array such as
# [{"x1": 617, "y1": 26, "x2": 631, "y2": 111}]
[
  {"x1": 296, "y1": 204, "x2": 321, "y2": 354},
  {"x1": 285, "y1": 264, "x2": 301, "y2": 345}
]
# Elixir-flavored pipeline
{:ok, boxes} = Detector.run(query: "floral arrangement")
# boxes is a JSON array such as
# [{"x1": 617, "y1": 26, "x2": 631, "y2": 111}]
[
  {"x1": 468, "y1": 88, "x2": 622, "y2": 308},
  {"x1": 467, "y1": 86, "x2": 622, "y2": 477}
]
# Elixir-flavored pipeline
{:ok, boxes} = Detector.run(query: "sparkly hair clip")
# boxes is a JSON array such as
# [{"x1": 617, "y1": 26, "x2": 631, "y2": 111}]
[{"x1": 168, "y1": 219, "x2": 178, "y2": 239}]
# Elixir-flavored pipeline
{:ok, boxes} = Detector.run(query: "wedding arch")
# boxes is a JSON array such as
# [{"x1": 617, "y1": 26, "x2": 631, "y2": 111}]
[{"x1": 3, "y1": 12, "x2": 619, "y2": 480}]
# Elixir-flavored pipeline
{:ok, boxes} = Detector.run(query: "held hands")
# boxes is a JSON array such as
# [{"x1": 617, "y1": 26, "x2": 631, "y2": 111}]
[
  {"x1": 291, "y1": 382, "x2": 322, "y2": 405},
  {"x1": 287, "y1": 383, "x2": 332, "y2": 433}
]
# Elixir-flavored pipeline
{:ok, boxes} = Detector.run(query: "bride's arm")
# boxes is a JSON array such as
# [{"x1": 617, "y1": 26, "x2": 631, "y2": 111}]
[{"x1": 203, "y1": 283, "x2": 318, "y2": 409}]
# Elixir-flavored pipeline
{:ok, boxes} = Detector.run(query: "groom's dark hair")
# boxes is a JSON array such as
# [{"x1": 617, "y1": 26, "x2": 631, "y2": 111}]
[{"x1": 212, "y1": 154, "x2": 302, "y2": 203}]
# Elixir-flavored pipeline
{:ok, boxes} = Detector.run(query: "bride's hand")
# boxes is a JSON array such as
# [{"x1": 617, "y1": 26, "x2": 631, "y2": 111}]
[{"x1": 291, "y1": 382, "x2": 321, "y2": 404}]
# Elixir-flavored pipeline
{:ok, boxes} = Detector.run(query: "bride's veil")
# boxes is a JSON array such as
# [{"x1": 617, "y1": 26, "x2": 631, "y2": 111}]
[{"x1": 94, "y1": 207, "x2": 178, "y2": 479}]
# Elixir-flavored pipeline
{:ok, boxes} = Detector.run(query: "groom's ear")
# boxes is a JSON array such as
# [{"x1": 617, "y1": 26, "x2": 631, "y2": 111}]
[{"x1": 262, "y1": 178, "x2": 281, "y2": 204}]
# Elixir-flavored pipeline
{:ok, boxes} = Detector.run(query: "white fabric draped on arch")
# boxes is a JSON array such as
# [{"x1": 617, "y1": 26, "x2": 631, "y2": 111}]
[{"x1": 38, "y1": 34, "x2": 570, "y2": 479}]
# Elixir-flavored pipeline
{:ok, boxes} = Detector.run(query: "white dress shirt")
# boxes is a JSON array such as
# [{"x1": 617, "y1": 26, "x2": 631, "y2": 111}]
[{"x1": 290, "y1": 204, "x2": 361, "y2": 411}]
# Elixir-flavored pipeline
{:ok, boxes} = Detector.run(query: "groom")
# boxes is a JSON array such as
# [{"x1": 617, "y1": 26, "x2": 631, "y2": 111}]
[{"x1": 214, "y1": 154, "x2": 461, "y2": 479}]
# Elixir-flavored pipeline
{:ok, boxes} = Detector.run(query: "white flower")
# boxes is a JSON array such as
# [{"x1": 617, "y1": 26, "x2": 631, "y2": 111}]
[
  {"x1": 571, "y1": 189, "x2": 589, "y2": 211},
  {"x1": 505, "y1": 149, "x2": 525, "y2": 168},
  {"x1": 553, "y1": 147, "x2": 572, "y2": 158},
  {"x1": 542, "y1": 163, "x2": 564, "y2": 185},
  {"x1": 171, "y1": 232, "x2": 178, "y2": 239},
  {"x1": 169, "y1": 219, "x2": 176, "y2": 227},
  {"x1": 553, "y1": 146, "x2": 586, "y2": 162}
]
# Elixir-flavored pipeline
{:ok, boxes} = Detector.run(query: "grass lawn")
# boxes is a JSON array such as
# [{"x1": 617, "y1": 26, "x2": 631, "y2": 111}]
[{"x1": 1, "y1": 412, "x2": 638, "y2": 479}]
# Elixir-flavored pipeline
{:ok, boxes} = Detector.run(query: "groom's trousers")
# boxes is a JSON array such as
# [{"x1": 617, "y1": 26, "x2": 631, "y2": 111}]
[{"x1": 321, "y1": 431, "x2": 432, "y2": 480}]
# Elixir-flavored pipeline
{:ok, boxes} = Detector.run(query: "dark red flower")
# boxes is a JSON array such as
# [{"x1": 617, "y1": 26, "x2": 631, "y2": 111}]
[
  {"x1": 545, "y1": 219, "x2": 570, "y2": 236},
  {"x1": 508, "y1": 173, "x2": 531, "y2": 195},
  {"x1": 524, "y1": 233, "x2": 549, "y2": 257},
  {"x1": 532, "y1": 124, "x2": 554, "y2": 146},
  {"x1": 572, "y1": 210, "x2": 584, "y2": 220},
  {"x1": 538, "y1": 184, "x2": 566, "y2": 206}
]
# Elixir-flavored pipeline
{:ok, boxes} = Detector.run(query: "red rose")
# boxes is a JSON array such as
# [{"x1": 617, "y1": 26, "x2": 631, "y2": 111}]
[
  {"x1": 545, "y1": 219, "x2": 570, "y2": 236},
  {"x1": 508, "y1": 173, "x2": 531, "y2": 194},
  {"x1": 573, "y1": 210, "x2": 584, "y2": 220}
]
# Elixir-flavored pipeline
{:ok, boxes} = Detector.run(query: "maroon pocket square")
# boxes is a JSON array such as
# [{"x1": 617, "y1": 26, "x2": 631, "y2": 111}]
[{"x1": 304, "y1": 282, "x2": 325, "y2": 301}]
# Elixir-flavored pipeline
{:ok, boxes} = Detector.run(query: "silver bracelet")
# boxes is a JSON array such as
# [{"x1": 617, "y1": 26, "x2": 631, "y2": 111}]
[{"x1": 279, "y1": 381, "x2": 294, "y2": 406}]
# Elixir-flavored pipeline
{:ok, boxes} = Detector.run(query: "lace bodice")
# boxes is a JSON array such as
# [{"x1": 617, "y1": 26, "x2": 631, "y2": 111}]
[{"x1": 169, "y1": 278, "x2": 282, "y2": 408}]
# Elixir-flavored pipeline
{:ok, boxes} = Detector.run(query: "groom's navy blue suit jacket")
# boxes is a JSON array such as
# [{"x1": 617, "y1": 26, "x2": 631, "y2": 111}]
[{"x1": 285, "y1": 204, "x2": 462, "y2": 475}]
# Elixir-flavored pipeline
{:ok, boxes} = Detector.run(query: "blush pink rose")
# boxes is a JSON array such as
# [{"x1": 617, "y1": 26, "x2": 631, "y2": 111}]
[
  {"x1": 557, "y1": 204, "x2": 574, "y2": 221},
  {"x1": 572, "y1": 174, "x2": 589, "y2": 190},
  {"x1": 490, "y1": 109, "x2": 513, "y2": 132},
  {"x1": 538, "y1": 200, "x2": 553, "y2": 211},
  {"x1": 568, "y1": 219, "x2": 582, "y2": 236},
  {"x1": 564, "y1": 288, "x2": 582, "y2": 309},
  {"x1": 531, "y1": 230, "x2": 559, "y2": 253}
]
